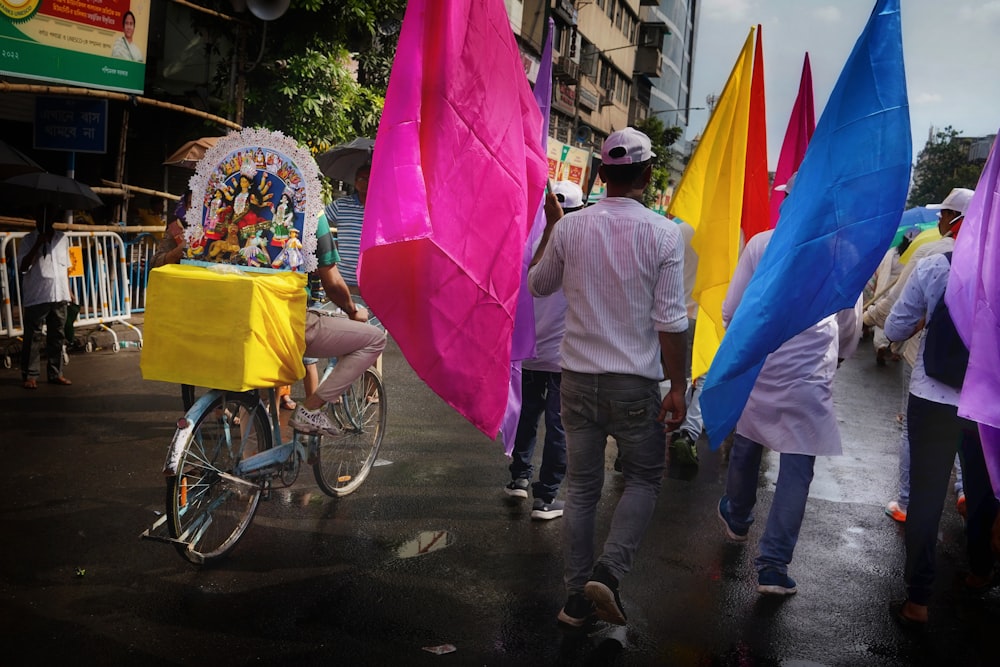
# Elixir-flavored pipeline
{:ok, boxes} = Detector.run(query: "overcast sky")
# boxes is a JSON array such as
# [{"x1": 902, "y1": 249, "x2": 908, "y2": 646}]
[{"x1": 685, "y1": 0, "x2": 1000, "y2": 170}]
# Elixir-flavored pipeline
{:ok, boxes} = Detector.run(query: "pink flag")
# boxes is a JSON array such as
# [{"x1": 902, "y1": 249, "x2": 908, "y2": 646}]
[
  {"x1": 358, "y1": 0, "x2": 547, "y2": 437},
  {"x1": 769, "y1": 53, "x2": 815, "y2": 227},
  {"x1": 946, "y1": 130, "x2": 1000, "y2": 496}
]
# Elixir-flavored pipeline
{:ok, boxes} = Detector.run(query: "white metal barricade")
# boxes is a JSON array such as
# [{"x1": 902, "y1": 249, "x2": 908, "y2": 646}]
[
  {"x1": 69, "y1": 231, "x2": 142, "y2": 350},
  {"x1": 0, "y1": 231, "x2": 141, "y2": 367},
  {"x1": 126, "y1": 232, "x2": 158, "y2": 313},
  {"x1": 0, "y1": 232, "x2": 23, "y2": 340}
]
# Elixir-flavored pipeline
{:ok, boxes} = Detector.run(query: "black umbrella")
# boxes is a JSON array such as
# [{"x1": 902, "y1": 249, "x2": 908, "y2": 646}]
[
  {"x1": 0, "y1": 172, "x2": 104, "y2": 210},
  {"x1": 0, "y1": 139, "x2": 44, "y2": 180},
  {"x1": 316, "y1": 137, "x2": 374, "y2": 182}
]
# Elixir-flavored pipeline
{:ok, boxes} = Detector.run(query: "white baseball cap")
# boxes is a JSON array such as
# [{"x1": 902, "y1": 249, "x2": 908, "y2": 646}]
[
  {"x1": 601, "y1": 128, "x2": 655, "y2": 165},
  {"x1": 926, "y1": 187, "x2": 974, "y2": 214},
  {"x1": 551, "y1": 181, "x2": 585, "y2": 210},
  {"x1": 774, "y1": 171, "x2": 797, "y2": 193}
]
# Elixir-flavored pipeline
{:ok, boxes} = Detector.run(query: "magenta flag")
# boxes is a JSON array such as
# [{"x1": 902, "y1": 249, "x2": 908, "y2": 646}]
[
  {"x1": 769, "y1": 53, "x2": 815, "y2": 227},
  {"x1": 501, "y1": 17, "x2": 555, "y2": 455},
  {"x1": 358, "y1": 0, "x2": 547, "y2": 437},
  {"x1": 946, "y1": 130, "x2": 1000, "y2": 496}
]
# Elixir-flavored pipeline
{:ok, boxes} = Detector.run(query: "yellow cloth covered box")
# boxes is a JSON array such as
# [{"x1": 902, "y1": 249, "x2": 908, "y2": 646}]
[{"x1": 141, "y1": 264, "x2": 307, "y2": 391}]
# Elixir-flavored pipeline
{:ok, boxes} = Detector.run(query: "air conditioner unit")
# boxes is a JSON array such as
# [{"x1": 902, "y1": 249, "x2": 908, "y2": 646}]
[
  {"x1": 557, "y1": 55, "x2": 580, "y2": 81},
  {"x1": 600, "y1": 94, "x2": 615, "y2": 108}
]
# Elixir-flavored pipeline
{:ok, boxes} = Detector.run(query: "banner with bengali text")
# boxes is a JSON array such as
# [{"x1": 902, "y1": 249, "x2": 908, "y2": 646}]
[{"x1": 0, "y1": 0, "x2": 150, "y2": 94}]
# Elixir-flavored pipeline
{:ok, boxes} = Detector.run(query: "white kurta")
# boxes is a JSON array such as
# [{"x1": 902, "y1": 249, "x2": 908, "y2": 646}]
[{"x1": 722, "y1": 230, "x2": 860, "y2": 456}]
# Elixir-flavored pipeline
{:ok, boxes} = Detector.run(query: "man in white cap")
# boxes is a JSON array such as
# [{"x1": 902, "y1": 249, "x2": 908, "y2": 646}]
[
  {"x1": 503, "y1": 181, "x2": 584, "y2": 521},
  {"x1": 864, "y1": 186, "x2": 974, "y2": 525},
  {"x1": 529, "y1": 127, "x2": 688, "y2": 627},
  {"x1": 884, "y1": 188, "x2": 996, "y2": 627}
]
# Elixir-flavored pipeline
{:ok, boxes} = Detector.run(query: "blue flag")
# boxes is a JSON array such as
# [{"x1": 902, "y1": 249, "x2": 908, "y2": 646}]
[{"x1": 700, "y1": 0, "x2": 911, "y2": 446}]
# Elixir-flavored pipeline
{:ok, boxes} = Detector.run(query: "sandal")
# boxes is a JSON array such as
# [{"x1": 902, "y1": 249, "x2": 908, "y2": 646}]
[
  {"x1": 279, "y1": 395, "x2": 297, "y2": 411},
  {"x1": 22, "y1": 378, "x2": 38, "y2": 390},
  {"x1": 889, "y1": 599, "x2": 927, "y2": 632}
]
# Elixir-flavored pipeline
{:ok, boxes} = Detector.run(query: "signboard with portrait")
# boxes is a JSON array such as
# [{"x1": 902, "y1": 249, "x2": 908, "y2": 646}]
[
  {"x1": 546, "y1": 139, "x2": 590, "y2": 191},
  {"x1": 184, "y1": 128, "x2": 323, "y2": 274},
  {"x1": 0, "y1": 0, "x2": 150, "y2": 94}
]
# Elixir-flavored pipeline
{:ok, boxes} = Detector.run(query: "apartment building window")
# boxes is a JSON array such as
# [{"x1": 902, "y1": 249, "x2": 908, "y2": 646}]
[
  {"x1": 598, "y1": 58, "x2": 631, "y2": 106},
  {"x1": 596, "y1": 0, "x2": 607, "y2": 9},
  {"x1": 606, "y1": 0, "x2": 615, "y2": 21},
  {"x1": 616, "y1": 77, "x2": 629, "y2": 105}
]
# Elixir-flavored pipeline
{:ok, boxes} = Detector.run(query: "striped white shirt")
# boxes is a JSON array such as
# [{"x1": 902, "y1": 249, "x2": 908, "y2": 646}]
[
  {"x1": 528, "y1": 197, "x2": 687, "y2": 379},
  {"x1": 326, "y1": 193, "x2": 365, "y2": 286}
]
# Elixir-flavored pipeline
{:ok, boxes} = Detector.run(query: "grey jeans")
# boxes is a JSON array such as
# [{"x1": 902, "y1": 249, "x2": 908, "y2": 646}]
[
  {"x1": 560, "y1": 370, "x2": 666, "y2": 592},
  {"x1": 21, "y1": 301, "x2": 67, "y2": 381},
  {"x1": 304, "y1": 310, "x2": 386, "y2": 404}
]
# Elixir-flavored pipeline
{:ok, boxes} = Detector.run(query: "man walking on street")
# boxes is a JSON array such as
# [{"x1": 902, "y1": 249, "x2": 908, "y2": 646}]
[
  {"x1": 529, "y1": 128, "x2": 688, "y2": 627},
  {"x1": 504, "y1": 181, "x2": 584, "y2": 521}
]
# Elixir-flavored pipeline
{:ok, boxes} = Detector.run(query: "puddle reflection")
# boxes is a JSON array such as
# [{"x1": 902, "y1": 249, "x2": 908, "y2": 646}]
[{"x1": 395, "y1": 530, "x2": 452, "y2": 558}]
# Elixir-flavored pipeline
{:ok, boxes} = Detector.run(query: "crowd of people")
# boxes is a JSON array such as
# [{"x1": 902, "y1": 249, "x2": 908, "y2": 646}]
[
  {"x1": 515, "y1": 128, "x2": 998, "y2": 631},
  {"x1": 21, "y1": 126, "x2": 997, "y2": 636}
]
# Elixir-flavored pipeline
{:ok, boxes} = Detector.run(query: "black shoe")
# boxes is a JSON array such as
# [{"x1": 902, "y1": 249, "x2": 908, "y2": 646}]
[
  {"x1": 504, "y1": 478, "x2": 530, "y2": 499},
  {"x1": 557, "y1": 592, "x2": 595, "y2": 628},
  {"x1": 584, "y1": 563, "x2": 627, "y2": 625},
  {"x1": 670, "y1": 432, "x2": 699, "y2": 466}
]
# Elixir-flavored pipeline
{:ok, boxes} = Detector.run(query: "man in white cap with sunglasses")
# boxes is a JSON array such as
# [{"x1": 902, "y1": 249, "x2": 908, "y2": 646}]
[{"x1": 864, "y1": 186, "x2": 974, "y2": 526}]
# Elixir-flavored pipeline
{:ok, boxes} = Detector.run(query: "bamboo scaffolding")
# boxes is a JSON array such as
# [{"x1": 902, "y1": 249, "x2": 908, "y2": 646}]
[
  {"x1": 99, "y1": 180, "x2": 182, "y2": 201},
  {"x1": 0, "y1": 216, "x2": 165, "y2": 233},
  {"x1": 0, "y1": 83, "x2": 242, "y2": 130}
]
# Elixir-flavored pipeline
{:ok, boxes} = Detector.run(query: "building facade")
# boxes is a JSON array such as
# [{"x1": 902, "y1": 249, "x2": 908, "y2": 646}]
[{"x1": 506, "y1": 0, "x2": 698, "y2": 199}]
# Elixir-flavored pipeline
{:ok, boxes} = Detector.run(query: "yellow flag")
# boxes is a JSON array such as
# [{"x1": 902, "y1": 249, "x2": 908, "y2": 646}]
[
  {"x1": 899, "y1": 227, "x2": 942, "y2": 264},
  {"x1": 667, "y1": 29, "x2": 755, "y2": 379}
]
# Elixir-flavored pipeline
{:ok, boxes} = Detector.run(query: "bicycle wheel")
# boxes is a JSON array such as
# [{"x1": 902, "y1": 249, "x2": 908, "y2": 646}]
[
  {"x1": 165, "y1": 391, "x2": 272, "y2": 565},
  {"x1": 313, "y1": 369, "x2": 386, "y2": 497}
]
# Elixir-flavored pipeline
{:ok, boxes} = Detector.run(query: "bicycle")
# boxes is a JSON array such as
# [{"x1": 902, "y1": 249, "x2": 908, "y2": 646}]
[{"x1": 152, "y1": 365, "x2": 386, "y2": 566}]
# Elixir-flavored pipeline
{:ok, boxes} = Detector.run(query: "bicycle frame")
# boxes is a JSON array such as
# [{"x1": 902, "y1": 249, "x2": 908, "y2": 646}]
[
  {"x1": 163, "y1": 387, "x2": 311, "y2": 482},
  {"x1": 146, "y1": 352, "x2": 385, "y2": 564}
]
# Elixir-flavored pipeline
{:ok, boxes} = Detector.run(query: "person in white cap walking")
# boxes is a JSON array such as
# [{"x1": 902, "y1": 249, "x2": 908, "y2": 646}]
[
  {"x1": 884, "y1": 215, "x2": 996, "y2": 628},
  {"x1": 529, "y1": 128, "x2": 688, "y2": 628},
  {"x1": 864, "y1": 187, "x2": 974, "y2": 525},
  {"x1": 503, "y1": 181, "x2": 585, "y2": 521}
]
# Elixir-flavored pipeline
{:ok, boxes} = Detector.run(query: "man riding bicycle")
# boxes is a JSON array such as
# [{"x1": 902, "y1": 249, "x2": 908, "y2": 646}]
[{"x1": 288, "y1": 212, "x2": 386, "y2": 436}]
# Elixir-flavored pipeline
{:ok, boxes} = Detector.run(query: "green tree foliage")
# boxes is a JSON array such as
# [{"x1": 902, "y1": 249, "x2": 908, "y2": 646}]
[
  {"x1": 908, "y1": 126, "x2": 984, "y2": 208},
  {"x1": 634, "y1": 115, "x2": 683, "y2": 207},
  {"x1": 207, "y1": 0, "x2": 405, "y2": 154}
]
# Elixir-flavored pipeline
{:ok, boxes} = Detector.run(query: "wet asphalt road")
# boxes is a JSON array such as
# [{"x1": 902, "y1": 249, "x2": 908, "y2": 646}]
[{"x1": 1, "y1": 326, "x2": 997, "y2": 666}]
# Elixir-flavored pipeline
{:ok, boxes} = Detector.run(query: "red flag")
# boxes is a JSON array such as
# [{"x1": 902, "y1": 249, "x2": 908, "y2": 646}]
[{"x1": 742, "y1": 25, "x2": 769, "y2": 240}]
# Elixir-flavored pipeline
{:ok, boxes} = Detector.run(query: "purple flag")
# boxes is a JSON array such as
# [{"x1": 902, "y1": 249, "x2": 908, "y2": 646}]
[
  {"x1": 500, "y1": 18, "x2": 554, "y2": 455},
  {"x1": 946, "y1": 129, "x2": 1000, "y2": 496}
]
